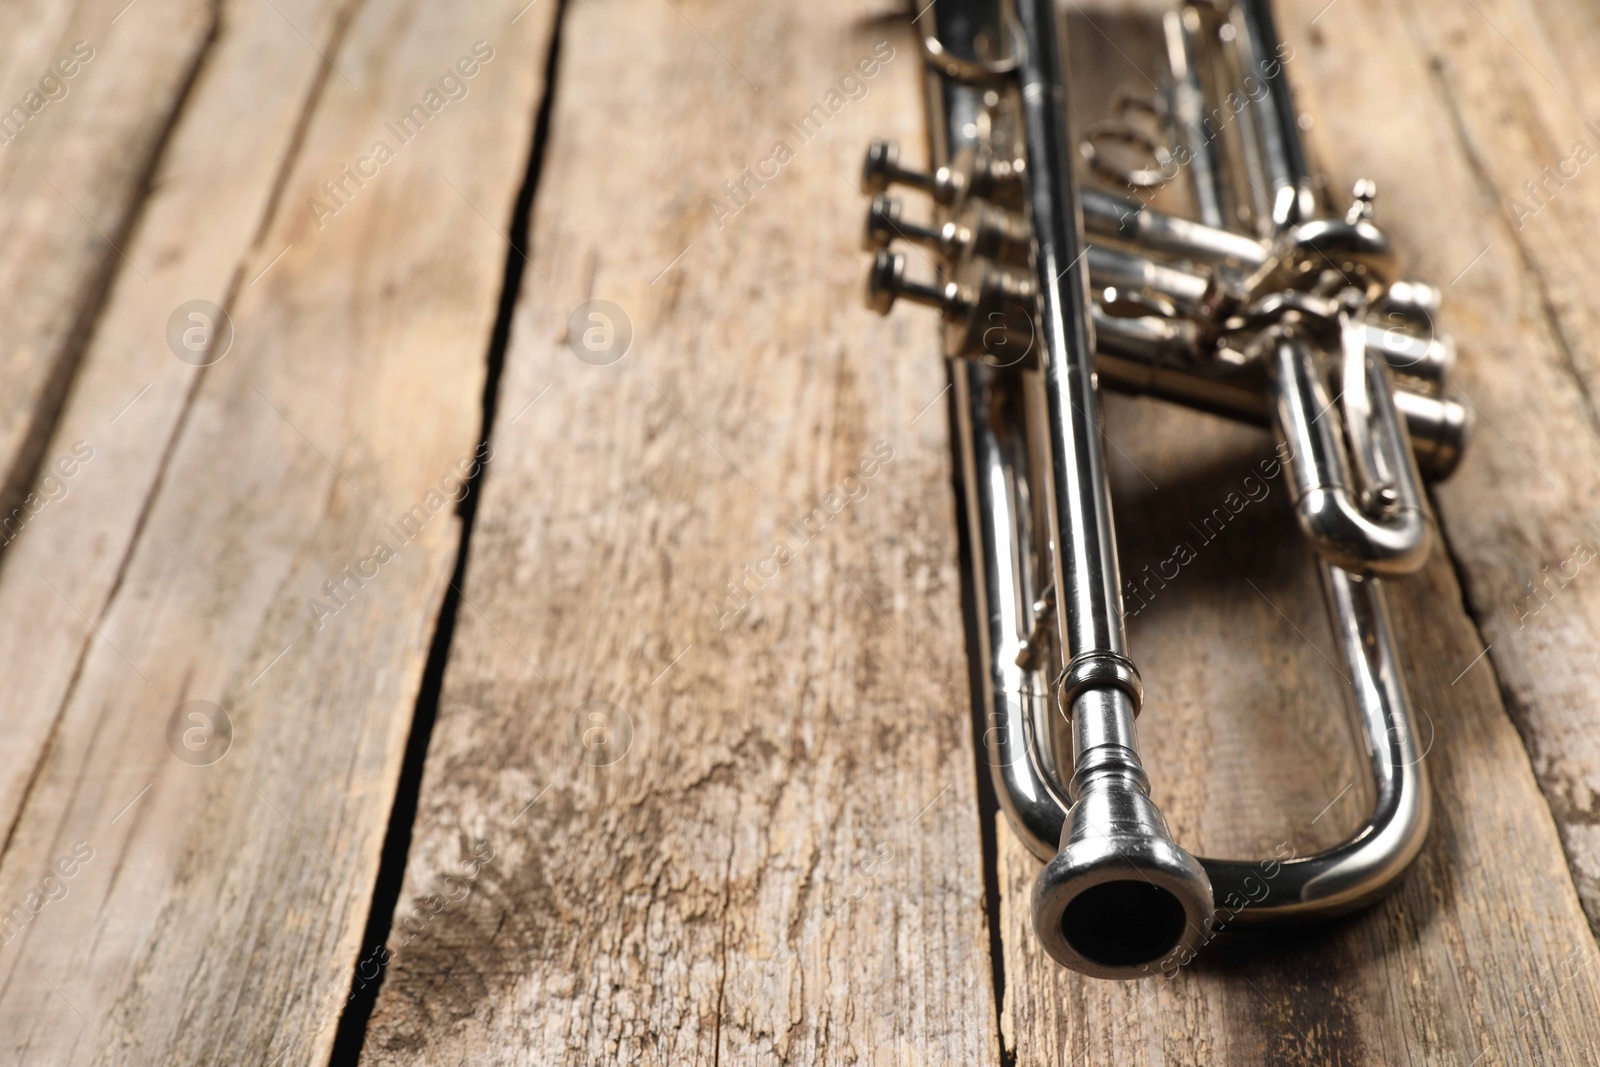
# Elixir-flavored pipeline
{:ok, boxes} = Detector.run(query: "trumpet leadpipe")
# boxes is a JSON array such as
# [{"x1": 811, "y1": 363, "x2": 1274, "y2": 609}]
[{"x1": 860, "y1": 0, "x2": 1457, "y2": 979}]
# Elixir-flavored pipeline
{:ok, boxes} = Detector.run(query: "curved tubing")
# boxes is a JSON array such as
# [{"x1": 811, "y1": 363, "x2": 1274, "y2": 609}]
[
  {"x1": 1086, "y1": 308, "x2": 1469, "y2": 480},
  {"x1": 960, "y1": 356, "x2": 1432, "y2": 919},
  {"x1": 1201, "y1": 562, "x2": 1431, "y2": 924},
  {"x1": 930, "y1": 0, "x2": 1432, "y2": 969},
  {"x1": 953, "y1": 360, "x2": 1066, "y2": 843},
  {"x1": 1272, "y1": 331, "x2": 1432, "y2": 576}
]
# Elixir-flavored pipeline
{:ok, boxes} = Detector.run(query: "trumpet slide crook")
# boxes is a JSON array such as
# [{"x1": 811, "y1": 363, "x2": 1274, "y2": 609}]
[{"x1": 863, "y1": 0, "x2": 1456, "y2": 977}]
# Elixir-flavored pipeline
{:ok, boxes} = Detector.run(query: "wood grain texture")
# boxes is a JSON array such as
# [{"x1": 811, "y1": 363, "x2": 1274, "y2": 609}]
[
  {"x1": 0, "y1": 0, "x2": 1595, "y2": 1061},
  {"x1": 0, "y1": 0, "x2": 557, "y2": 1062},
  {"x1": 0, "y1": 0, "x2": 358, "y2": 924},
  {"x1": 996, "y1": 5, "x2": 1600, "y2": 1065},
  {"x1": 358, "y1": 1, "x2": 1000, "y2": 1063},
  {"x1": 0, "y1": 0, "x2": 213, "y2": 543},
  {"x1": 1282, "y1": 0, "x2": 1600, "y2": 941}
]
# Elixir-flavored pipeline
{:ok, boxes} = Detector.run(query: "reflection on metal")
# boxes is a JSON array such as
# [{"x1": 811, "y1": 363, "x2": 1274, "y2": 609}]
[{"x1": 859, "y1": 0, "x2": 1464, "y2": 978}]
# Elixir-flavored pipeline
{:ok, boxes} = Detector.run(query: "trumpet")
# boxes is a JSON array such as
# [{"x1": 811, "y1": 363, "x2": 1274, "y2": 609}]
[{"x1": 860, "y1": 0, "x2": 1467, "y2": 978}]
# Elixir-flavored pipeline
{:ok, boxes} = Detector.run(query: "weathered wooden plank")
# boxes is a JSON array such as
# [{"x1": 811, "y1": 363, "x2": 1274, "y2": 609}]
[
  {"x1": 0, "y1": 1, "x2": 558, "y2": 1063},
  {"x1": 359, "y1": 1, "x2": 1000, "y2": 1064},
  {"x1": 0, "y1": 0, "x2": 358, "y2": 917},
  {"x1": 0, "y1": 0, "x2": 213, "y2": 546},
  {"x1": 996, "y1": 4, "x2": 1600, "y2": 1064},
  {"x1": 1284, "y1": 0, "x2": 1600, "y2": 941}
]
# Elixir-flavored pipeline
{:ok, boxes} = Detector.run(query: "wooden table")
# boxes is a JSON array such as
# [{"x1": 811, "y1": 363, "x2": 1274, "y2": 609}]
[{"x1": 1, "y1": 0, "x2": 1598, "y2": 1062}]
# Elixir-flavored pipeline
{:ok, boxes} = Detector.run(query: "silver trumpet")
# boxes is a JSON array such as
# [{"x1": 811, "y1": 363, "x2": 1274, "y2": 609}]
[{"x1": 861, "y1": 0, "x2": 1468, "y2": 978}]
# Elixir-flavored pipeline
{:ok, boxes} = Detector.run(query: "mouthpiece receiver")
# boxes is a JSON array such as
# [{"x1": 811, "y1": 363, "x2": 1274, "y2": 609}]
[
  {"x1": 1033, "y1": 796, "x2": 1215, "y2": 977},
  {"x1": 1032, "y1": 689, "x2": 1215, "y2": 978}
]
